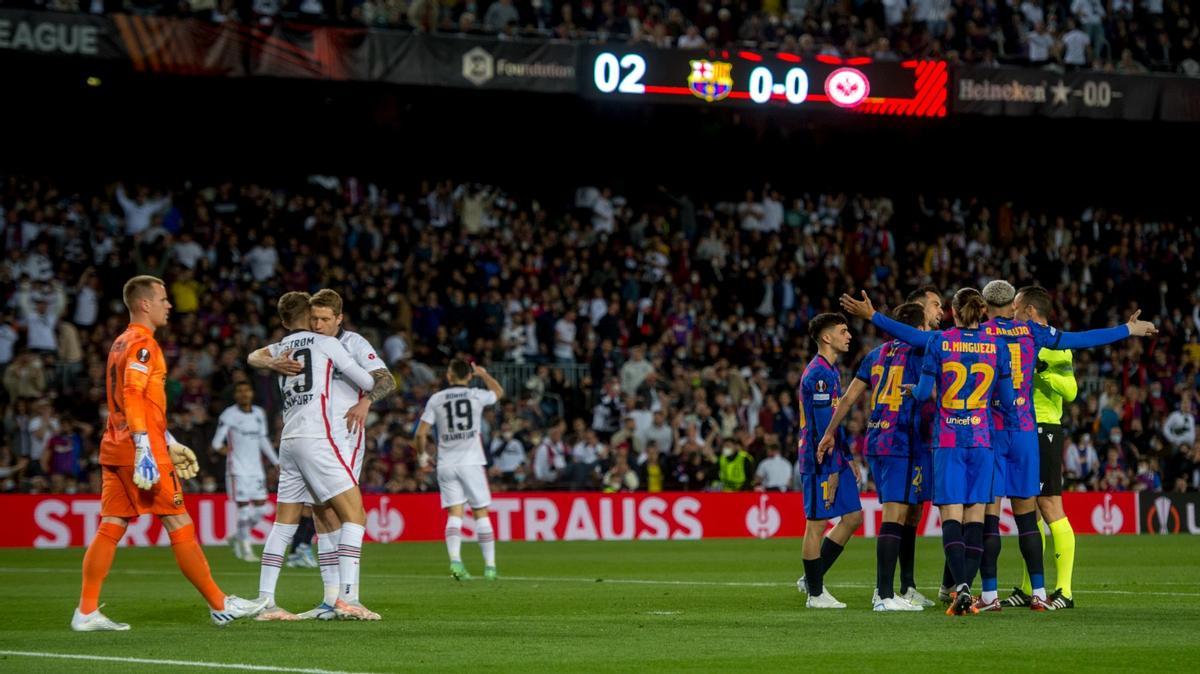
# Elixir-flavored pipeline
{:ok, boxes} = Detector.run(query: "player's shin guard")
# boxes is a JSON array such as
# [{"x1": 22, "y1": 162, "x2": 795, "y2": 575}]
[
  {"x1": 338, "y1": 523, "x2": 365, "y2": 603},
  {"x1": 259, "y1": 522, "x2": 298, "y2": 600},
  {"x1": 819, "y1": 538, "x2": 845, "y2": 574},
  {"x1": 963, "y1": 522, "x2": 984, "y2": 588},
  {"x1": 476, "y1": 516, "x2": 496, "y2": 568},
  {"x1": 876, "y1": 522, "x2": 903, "y2": 599},
  {"x1": 317, "y1": 528, "x2": 342, "y2": 606},
  {"x1": 900, "y1": 524, "x2": 918, "y2": 593},
  {"x1": 445, "y1": 516, "x2": 464, "y2": 563},
  {"x1": 79, "y1": 521, "x2": 124, "y2": 614},
  {"x1": 1015, "y1": 512, "x2": 1046, "y2": 600},
  {"x1": 941, "y1": 520, "x2": 966, "y2": 590},
  {"x1": 802, "y1": 557, "x2": 825, "y2": 596},
  {"x1": 169, "y1": 524, "x2": 226, "y2": 610},
  {"x1": 980, "y1": 515, "x2": 1001, "y2": 601},
  {"x1": 1049, "y1": 518, "x2": 1075, "y2": 598},
  {"x1": 1020, "y1": 519, "x2": 1048, "y2": 595}
]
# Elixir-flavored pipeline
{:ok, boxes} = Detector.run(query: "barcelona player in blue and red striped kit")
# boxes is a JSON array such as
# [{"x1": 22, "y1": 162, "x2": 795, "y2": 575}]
[
  {"x1": 842, "y1": 285, "x2": 1158, "y2": 611},
  {"x1": 976, "y1": 280, "x2": 1157, "y2": 610},
  {"x1": 820, "y1": 302, "x2": 933, "y2": 611},
  {"x1": 796, "y1": 313, "x2": 863, "y2": 609},
  {"x1": 912, "y1": 289, "x2": 1014, "y2": 616}
]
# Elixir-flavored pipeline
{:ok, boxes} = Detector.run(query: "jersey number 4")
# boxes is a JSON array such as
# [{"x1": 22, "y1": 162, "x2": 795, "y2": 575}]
[
  {"x1": 870, "y1": 365, "x2": 905, "y2": 412},
  {"x1": 941, "y1": 362, "x2": 995, "y2": 410},
  {"x1": 442, "y1": 399, "x2": 474, "y2": 431}
]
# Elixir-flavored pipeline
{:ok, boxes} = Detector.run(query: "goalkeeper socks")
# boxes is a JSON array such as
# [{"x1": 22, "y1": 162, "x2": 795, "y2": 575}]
[
  {"x1": 317, "y1": 528, "x2": 342, "y2": 606},
  {"x1": 1049, "y1": 518, "x2": 1076, "y2": 598},
  {"x1": 1020, "y1": 518, "x2": 1048, "y2": 595},
  {"x1": 476, "y1": 516, "x2": 496, "y2": 567},
  {"x1": 980, "y1": 514, "x2": 1000, "y2": 602},
  {"x1": 876, "y1": 522, "x2": 903, "y2": 599},
  {"x1": 819, "y1": 538, "x2": 845, "y2": 574},
  {"x1": 79, "y1": 521, "x2": 124, "y2": 614},
  {"x1": 942, "y1": 520, "x2": 966, "y2": 589},
  {"x1": 899, "y1": 524, "x2": 918, "y2": 593},
  {"x1": 338, "y1": 523, "x2": 365, "y2": 603},
  {"x1": 963, "y1": 521, "x2": 984, "y2": 588},
  {"x1": 445, "y1": 516, "x2": 464, "y2": 563},
  {"x1": 236, "y1": 505, "x2": 255, "y2": 542},
  {"x1": 1015, "y1": 511, "x2": 1046, "y2": 600},
  {"x1": 942, "y1": 562, "x2": 953, "y2": 590},
  {"x1": 802, "y1": 557, "x2": 824, "y2": 596},
  {"x1": 259, "y1": 522, "x2": 298, "y2": 601},
  {"x1": 170, "y1": 524, "x2": 226, "y2": 610}
]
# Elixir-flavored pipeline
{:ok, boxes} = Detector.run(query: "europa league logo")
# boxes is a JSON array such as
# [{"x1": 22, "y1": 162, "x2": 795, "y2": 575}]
[{"x1": 1149, "y1": 496, "x2": 1181, "y2": 535}]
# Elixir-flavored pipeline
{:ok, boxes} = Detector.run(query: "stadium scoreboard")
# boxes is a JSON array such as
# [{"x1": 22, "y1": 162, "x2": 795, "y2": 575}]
[{"x1": 581, "y1": 45, "x2": 948, "y2": 118}]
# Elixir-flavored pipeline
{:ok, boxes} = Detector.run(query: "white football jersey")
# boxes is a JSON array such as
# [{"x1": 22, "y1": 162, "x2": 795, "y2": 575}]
[
  {"x1": 268, "y1": 331, "x2": 375, "y2": 440},
  {"x1": 330, "y1": 329, "x2": 385, "y2": 423},
  {"x1": 419, "y1": 386, "x2": 498, "y2": 466},
  {"x1": 212, "y1": 404, "x2": 275, "y2": 475}
]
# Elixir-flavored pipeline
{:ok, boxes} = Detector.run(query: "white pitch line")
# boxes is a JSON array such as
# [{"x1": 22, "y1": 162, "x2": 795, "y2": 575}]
[
  {"x1": 1, "y1": 567, "x2": 1198, "y2": 596},
  {"x1": 0, "y1": 650, "x2": 377, "y2": 674}
]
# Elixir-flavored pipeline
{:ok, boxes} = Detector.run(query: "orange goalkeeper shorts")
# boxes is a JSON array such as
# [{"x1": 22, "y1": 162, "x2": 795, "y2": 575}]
[{"x1": 100, "y1": 464, "x2": 187, "y2": 518}]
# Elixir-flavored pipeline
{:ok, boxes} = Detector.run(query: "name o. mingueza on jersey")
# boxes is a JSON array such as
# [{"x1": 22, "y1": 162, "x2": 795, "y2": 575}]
[{"x1": 940, "y1": 341, "x2": 997, "y2": 354}]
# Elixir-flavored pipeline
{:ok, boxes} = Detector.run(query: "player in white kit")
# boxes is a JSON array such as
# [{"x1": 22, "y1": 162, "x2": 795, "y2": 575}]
[
  {"x1": 245, "y1": 292, "x2": 378, "y2": 621},
  {"x1": 415, "y1": 359, "x2": 504, "y2": 581},
  {"x1": 212, "y1": 381, "x2": 278, "y2": 562},
  {"x1": 291, "y1": 289, "x2": 394, "y2": 620}
]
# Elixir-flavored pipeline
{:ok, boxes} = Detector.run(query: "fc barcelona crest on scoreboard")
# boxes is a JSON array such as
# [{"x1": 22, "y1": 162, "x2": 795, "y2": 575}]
[{"x1": 688, "y1": 60, "x2": 733, "y2": 102}]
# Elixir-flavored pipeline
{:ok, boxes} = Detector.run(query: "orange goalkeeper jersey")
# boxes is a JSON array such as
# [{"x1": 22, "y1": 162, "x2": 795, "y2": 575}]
[{"x1": 100, "y1": 323, "x2": 168, "y2": 466}]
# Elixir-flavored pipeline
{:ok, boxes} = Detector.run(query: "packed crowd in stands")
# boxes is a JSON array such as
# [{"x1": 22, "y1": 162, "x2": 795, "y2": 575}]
[
  {"x1": 6, "y1": 0, "x2": 1198, "y2": 74},
  {"x1": 0, "y1": 174, "x2": 1198, "y2": 498}
]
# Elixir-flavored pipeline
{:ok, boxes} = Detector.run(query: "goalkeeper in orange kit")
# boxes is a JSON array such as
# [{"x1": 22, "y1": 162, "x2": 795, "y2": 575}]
[{"x1": 71, "y1": 275, "x2": 268, "y2": 630}]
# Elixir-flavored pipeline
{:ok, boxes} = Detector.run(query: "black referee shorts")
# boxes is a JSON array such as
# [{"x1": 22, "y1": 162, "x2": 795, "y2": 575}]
[{"x1": 1037, "y1": 423, "x2": 1065, "y2": 497}]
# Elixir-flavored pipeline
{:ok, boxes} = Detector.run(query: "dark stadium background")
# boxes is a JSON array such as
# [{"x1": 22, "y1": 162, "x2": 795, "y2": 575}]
[{"x1": 6, "y1": 49, "x2": 1197, "y2": 208}]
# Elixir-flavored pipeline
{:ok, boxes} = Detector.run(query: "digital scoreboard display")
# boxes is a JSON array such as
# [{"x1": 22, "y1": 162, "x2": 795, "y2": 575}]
[{"x1": 581, "y1": 46, "x2": 947, "y2": 118}]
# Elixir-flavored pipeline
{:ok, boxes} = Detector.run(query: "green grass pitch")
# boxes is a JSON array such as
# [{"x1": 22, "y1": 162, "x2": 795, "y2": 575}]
[{"x1": 1, "y1": 536, "x2": 1198, "y2": 672}]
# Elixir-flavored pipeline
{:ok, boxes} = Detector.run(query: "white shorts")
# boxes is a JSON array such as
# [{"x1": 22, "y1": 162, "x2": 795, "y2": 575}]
[
  {"x1": 339, "y1": 428, "x2": 367, "y2": 479},
  {"x1": 437, "y1": 464, "x2": 492, "y2": 510},
  {"x1": 277, "y1": 437, "x2": 358, "y2": 505},
  {"x1": 227, "y1": 471, "x2": 267, "y2": 503}
]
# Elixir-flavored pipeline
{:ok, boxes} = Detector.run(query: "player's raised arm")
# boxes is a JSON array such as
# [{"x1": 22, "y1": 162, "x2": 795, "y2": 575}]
[
  {"x1": 472, "y1": 363, "x2": 504, "y2": 403},
  {"x1": 913, "y1": 336, "x2": 940, "y2": 402},
  {"x1": 842, "y1": 291, "x2": 933, "y2": 348},
  {"x1": 1047, "y1": 309, "x2": 1158, "y2": 350}
]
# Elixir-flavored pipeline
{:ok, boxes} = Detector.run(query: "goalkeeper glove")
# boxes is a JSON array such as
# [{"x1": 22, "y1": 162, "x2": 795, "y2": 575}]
[
  {"x1": 131, "y1": 432, "x2": 160, "y2": 490},
  {"x1": 168, "y1": 441, "x2": 200, "y2": 480}
]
